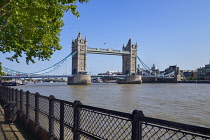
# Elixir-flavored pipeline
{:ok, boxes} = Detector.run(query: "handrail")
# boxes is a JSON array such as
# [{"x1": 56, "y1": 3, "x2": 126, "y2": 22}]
[{"x1": 0, "y1": 86, "x2": 209, "y2": 140}]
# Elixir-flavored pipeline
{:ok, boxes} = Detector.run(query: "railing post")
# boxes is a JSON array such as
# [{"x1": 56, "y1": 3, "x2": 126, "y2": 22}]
[
  {"x1": 2, "y1": 87, "x2": 6, "y2": 103},
  {"x1": 49, "y1": 95, "x2": 55, "y2": 139},
  {"x1": 8, "y1": 87, "x2": 11, "y2": 102},
  {"x1": 73, "y1": 100, "x2": 82, "y2": 140},
  {"x1": 25, "y1": 91, "x2": 31, "y2": 130},
  {"x1": 5, "y1": 87, "x2": 7, "y2": 102},
  {"x1": 26, "y1": 91, "x2": 30, "y2": 119},
  {"x1": 19, "y1": 90, "x2": 23, "y2": 114},
  {"x1": 132, "y1": 110, "x2": 144, "y2": 140},
  {"x1": 1, "y1": 87, "x2": 4, "y2": 103},
  {"x1": 11, "y1": 88, "x2": 14, "y2": 102},
  {"x1": 0, "y1": 86, "x2": 2, "y2": 103},
  {"x1": 3, "y1": 87, "x2": 6, "y2": 103},
  {"x1": 15, "y1": 89, "x2": 18, "y2": 109},
  {"x1": 3, "y1": 87, "x2": 5, "y2": 102},
  {"x1": 60, "y1": 101, "x2": 64, "y2": 140},
  {"x1": 34, "y1": 92, "x2": 40, "y2": 138}
]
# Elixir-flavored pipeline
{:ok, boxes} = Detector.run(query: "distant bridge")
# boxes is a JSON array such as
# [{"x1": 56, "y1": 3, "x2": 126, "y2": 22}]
[{"x1": 1, "y1": 74, "x2": 174, "y2": 79}]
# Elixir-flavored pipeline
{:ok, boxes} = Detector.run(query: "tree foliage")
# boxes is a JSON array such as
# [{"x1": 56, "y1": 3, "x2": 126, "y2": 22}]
[{"x1": 0, "y1": 0, "x2": 89, "y2": 64}]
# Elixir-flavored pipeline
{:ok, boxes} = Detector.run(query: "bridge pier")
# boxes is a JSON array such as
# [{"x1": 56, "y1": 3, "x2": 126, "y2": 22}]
[
  {"x1": 67, "y1": 75, "x2": 91, "y2": 85},
  {"x1": 118, "y1": 75, "x2": 142, "y2": 84}
]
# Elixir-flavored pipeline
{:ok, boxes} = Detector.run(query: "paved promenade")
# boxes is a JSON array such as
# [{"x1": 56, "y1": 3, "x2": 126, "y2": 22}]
[{"x1": 0, "y1": 105, "x2": 26, "y2": 140}]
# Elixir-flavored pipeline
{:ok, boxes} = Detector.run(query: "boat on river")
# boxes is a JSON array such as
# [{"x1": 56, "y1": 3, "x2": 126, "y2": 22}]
[{"x1": 1, "y1": 81, "x2": 20, "y2": 86}]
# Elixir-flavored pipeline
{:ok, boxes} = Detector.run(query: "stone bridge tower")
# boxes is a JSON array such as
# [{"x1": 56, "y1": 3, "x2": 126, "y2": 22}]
[
  {"x1": 72, "y1": 32, "x2": 87, "y2": 75},
  {"x1": 122, "y1": 39, "x2": 138, "y2": 75}
]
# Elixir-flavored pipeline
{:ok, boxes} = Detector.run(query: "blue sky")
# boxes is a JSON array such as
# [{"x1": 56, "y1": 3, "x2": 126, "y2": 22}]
[{"x1": 1, "y1": 0, "x2": 210, "y2": 75}]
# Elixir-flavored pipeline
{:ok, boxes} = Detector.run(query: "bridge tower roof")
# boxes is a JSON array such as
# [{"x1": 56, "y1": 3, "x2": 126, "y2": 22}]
[{"x1": 77, "y1": 31, "x2": 82, "y2": 39}]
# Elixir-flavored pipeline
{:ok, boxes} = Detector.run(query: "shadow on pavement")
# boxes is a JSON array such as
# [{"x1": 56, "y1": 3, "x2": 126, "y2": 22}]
[{"x1": 0, "y1": 105, "x2": 34, "y2": 140}]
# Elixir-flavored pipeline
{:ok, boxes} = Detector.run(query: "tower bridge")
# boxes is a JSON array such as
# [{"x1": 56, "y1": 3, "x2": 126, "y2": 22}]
[
  {"x1": 1, "y1": 32, "x2": 180, "y2": 84},
  {"x1": 68, "y1": 32, "x2": 142, "y2": 85},
  {"x1": 71, "y1": 32, "x2": 138, "y2": 75}
]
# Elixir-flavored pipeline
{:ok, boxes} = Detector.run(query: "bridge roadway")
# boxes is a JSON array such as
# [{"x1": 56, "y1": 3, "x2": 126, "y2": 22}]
[
  {"x1": 87, "y1": 47, "x2": 130, "y2": 55},
  {"x1": 1, "y1": 75, "x2": 126, "y2": 79},
  {"x1": 1, "y1": 75, "x2": 174, "y2": 79}
]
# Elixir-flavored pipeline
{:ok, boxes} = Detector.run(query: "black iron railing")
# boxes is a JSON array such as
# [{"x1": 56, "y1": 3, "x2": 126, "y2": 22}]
[{"x1": 0, "y1": 86, "x2": 210, "y2": 140}]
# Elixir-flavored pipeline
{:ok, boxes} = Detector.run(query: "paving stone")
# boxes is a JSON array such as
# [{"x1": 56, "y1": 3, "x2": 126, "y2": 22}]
[{"x1": 0, "y1": 105, "x2": 27, "y2": 140}]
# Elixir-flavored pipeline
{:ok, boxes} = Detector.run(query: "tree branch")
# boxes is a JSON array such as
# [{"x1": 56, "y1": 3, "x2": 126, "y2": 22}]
[
  {"x1": 0, "y1": 0, "x2": 10, "y2": 18},
  {"x1": 0, "y1": 0, "x2": 10, "y2": 10},
  {"x1": 0, "y1": 11, "x2": 6, "y2": 17},
  {"x1": 0, "y1": 13, "x2": 12, "y2": 30}
]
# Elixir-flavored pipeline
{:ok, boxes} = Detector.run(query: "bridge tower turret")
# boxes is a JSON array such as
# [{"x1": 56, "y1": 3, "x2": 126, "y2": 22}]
[
  {"x1": 122, "y1": 39, "x2": 138, "y2": 75},
  {"x1": 72, "y1": 32, "x2": 87, "y2": 75}
]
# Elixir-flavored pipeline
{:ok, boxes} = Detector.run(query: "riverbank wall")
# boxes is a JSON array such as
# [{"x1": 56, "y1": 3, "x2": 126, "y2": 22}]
[
  {"x1": 178, "y1": 80, "x2": 210, "y2": 83},
  {"x1": 142, "y1": 77, "x2": 179, "y2": 83}
]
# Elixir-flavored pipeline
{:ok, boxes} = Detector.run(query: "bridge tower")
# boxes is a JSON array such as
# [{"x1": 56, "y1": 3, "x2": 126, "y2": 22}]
[
  {"x1": 68, "y1": 32, "x2": 91, "y2": 85},
  {"x1": 122, "y1": 39, "x2": 138, "y2": 75},
  {"x1": 72, "y1": 32, "x2": 87, "y2": 75}
]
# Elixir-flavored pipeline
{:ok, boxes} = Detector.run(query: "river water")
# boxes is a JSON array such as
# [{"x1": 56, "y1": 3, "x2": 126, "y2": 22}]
[{"x1": 15, "y1": 82, "x2": 210, "y2": 128}]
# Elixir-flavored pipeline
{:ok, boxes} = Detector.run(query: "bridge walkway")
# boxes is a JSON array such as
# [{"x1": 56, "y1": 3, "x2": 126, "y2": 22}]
[{"x1": 0, "y1": 105, "x2": 33, "y2": 140}]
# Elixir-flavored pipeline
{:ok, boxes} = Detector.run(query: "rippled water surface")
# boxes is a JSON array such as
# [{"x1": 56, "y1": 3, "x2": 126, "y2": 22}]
[{"x1": 16, "y1": 82, "x2": 210, "y2": 128}]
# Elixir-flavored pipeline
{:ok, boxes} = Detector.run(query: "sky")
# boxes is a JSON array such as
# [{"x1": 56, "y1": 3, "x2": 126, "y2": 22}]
[{"x1": 1, "y1": 0, "x2": 210, "y2": 75}]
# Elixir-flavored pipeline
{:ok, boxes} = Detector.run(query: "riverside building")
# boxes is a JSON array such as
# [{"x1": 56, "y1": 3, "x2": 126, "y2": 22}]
[{"x1": 197, "y1": 61, "x2": 210, "y2": 80}]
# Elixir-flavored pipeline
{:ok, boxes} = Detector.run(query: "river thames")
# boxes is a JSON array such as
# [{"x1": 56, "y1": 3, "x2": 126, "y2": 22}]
[{"x1": 15, "y1": 82, "x2": 210, "y2": 128}]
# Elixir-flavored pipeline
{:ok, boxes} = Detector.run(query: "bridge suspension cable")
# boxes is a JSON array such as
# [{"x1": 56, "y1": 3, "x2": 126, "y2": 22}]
[
  {"x1": 2, "y1": 51, "x2": 77, "y2": 75},
  {"x1": 2, "y1": 67, "x2": 28, "y2": 75},
  {"x1": 33, "y1": 51, "x2": 76, "y2": 75},
  {"x1": 137, "y1": 56, "x2": 176, "y2": 77},
  {"x1": 137, "y1": 56, "x2": 155, "y2": 76},
  {"x1": 137, "y1": 56, "x2": 151, "y2": 71}
]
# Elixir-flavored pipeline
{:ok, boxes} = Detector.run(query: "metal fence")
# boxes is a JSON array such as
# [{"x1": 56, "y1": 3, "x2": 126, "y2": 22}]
[{"x1": 0, "y1": 86, "x2": 210, "y2": 140}]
